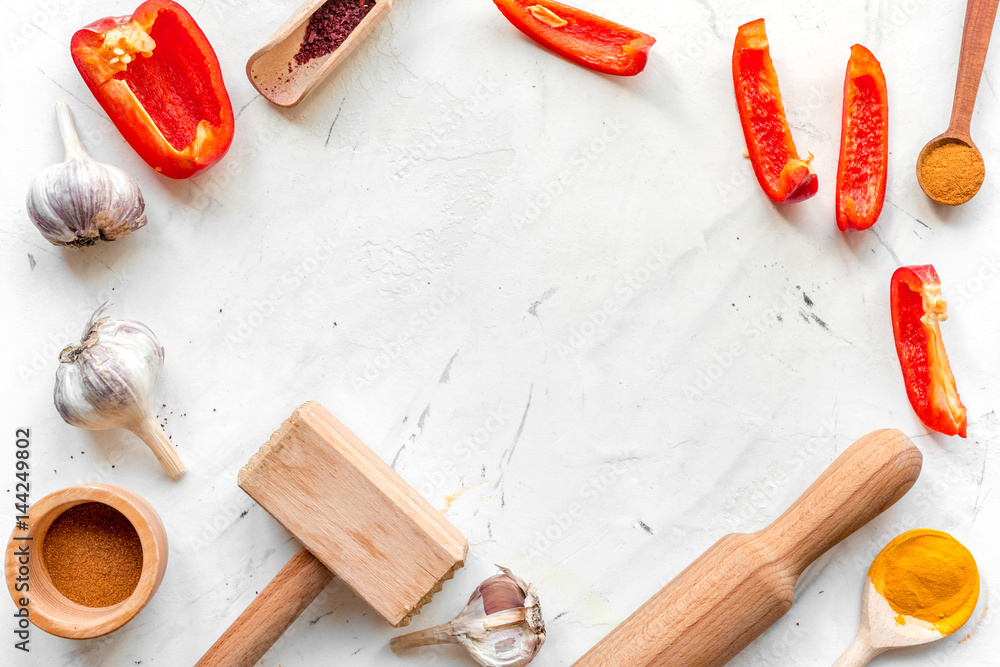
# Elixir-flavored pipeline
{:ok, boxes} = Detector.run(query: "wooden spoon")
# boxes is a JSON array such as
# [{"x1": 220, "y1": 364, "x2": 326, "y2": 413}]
[
  {"x1": 833, "y1": 530, "x2": 980, "y2": 666},
  {"x1": 916, "y1": 0, "x2": 1000, "y2": 204},
  {"x1": 247, "y1": 0, "x2": 393, "y2": 108}
]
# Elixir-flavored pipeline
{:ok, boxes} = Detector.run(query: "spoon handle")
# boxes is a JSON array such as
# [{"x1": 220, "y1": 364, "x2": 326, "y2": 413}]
[
  {"x1": 949, "y1": 0, "x2": 1000, "y2": 135},
  {"x1": 832, "y1": 634, "x2": 878, "y2": 667}
]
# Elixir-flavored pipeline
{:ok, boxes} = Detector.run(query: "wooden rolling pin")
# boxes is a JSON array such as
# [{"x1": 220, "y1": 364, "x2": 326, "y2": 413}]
[{"x1": 573, "y1": 428, "x2": 922, "y2": 667}]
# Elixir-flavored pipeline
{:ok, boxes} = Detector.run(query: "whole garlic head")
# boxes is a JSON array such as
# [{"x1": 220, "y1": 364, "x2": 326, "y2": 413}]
[
  {"x1": 55, "y1": 304, "x2": 184, "y2": 479},
  {"x1": 391, "y1": 566, "x2": 545, "y2": 667},
  {"x1": 27, "y1": 103, "x2": 146, "y2": 247}
]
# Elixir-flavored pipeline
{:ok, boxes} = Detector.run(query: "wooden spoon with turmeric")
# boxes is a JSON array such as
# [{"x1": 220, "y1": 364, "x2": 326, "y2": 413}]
[{"x1": 833, "y1": 529, "x2": 980, "y2": 666}]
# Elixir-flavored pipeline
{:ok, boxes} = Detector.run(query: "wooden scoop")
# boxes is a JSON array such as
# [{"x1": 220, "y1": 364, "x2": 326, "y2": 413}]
[
  {"x1": 196, "y1": 402, "x2": 467, "y2": 667},
  {"x1": 833, "y1": 529, "x2": 980, "y2": 666},
  {"x1": 247, "y1": 0, "x2": 393, "y2": 107},
  {"x1": 572, "y1": 429, "x2": 922, "y2": 667},
  {"x1": 916, "y1": 0, "x2": 1000, "y2": 204}
]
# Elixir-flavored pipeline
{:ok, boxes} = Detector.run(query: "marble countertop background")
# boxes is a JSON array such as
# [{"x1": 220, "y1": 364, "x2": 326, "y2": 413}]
[{"x1": 2, "y1": 0, "x2": 999, "y2": 665}]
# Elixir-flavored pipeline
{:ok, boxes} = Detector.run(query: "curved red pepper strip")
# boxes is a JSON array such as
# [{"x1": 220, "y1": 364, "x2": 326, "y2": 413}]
[
  {"x1": 890, "y1": 265, "x2": 967, "y2": 438},
  {"x1": 71, "y1": 0, "x2": 234, "y2": 179},
  {"x1": 837, "y1": 45, "x2": 888, "y2": 231},
  {"x1": 493, "y1": 0, "x2": 655, "y2": 76},
  {"x1": 732, "y1": 19, "x2": 817, "y2": 203}
]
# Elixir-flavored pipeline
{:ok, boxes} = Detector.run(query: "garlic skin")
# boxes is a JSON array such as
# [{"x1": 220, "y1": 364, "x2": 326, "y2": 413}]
[
  {"x1": 391, "y1": 566, "x2": 545, "y2": 667},
  {"x1": 55, "y1": 304, "x2": 184, "y2": 479},
  {"x1": 27, "y1": 103, "x2": 146, "y2": 247}
]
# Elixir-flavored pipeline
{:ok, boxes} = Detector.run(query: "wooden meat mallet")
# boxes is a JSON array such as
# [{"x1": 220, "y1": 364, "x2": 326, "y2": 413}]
[
  {"x1": 573, "y1": 428, "x2": 923, "y2": 667},
  {"x1": 197, "y1": 402, "x2": 467, "y2": 667}
]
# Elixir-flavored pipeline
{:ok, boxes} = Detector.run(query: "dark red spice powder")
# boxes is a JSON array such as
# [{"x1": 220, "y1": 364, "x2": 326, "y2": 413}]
[{"x1": 294, "y1": 0, "x2": 377, "y2": 65}]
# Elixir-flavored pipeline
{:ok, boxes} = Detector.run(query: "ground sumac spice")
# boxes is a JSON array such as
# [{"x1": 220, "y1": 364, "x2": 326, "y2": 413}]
[
  {"x1": 295, "y1": 0, "x2": 377, "y2": 65},
  {"x1": 42, "y1": 502, "x2": 143, "y2": 608}
]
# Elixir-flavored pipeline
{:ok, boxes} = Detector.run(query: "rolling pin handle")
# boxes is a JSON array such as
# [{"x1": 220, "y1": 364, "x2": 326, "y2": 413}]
[
  {"x1": 570, "y1": 429, "x2": 921, "y2": 666},
  {"x1": 762, "y1": 428, "x2": 922, "y2": 577}
]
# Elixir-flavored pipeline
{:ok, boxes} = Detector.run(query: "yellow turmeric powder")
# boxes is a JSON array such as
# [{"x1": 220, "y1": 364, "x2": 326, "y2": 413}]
[{"x1": 868, "y1": 529, "x2": 979, "y2": 634}]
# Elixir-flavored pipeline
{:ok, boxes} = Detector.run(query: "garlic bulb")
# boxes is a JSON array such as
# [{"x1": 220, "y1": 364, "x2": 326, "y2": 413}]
[
  {"x1": 55, "y1": 304, "x2": 184, "y2": 479},
  {"x1": 391, "y1": 566, "x2": 545, "y2": 667},
  {"x1": 27, "y1": 103, "x2": 146, "y2": 247}
]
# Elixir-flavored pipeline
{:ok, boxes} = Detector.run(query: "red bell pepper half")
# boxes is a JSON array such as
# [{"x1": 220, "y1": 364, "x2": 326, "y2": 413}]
[
  {"x1": 493, "y1": 0, "x2": 655, "y2": 76},
  {"x1": 732, "y1": 19, "x2": 817, "y2": 203},
  {"x1": 890, "y1": 265, "x2": 967, "y2": 438},
  {"x1": 836, "y1": 45, "x2": 888, "y2": 231},
  {"x1": 71, "y1": 0, "x2": 234, "y2": 179}
]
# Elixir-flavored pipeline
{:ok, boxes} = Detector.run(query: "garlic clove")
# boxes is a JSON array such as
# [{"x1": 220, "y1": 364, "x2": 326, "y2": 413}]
[
  {"x1": 479, "y1": 571, "x2": 532, "y2": 615},
  {"x1": 27, "y1": 103, "x2": 147, "y2": 247},
  {"x1": 55, "y1": 304, "x2": 185, "y2": 479},
  {"x1": 391, "y1": 566, "x2": 545, "y2": 667}
]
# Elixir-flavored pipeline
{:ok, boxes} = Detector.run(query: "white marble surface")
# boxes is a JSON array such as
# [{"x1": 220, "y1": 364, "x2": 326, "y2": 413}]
[{"x1": 2, "y1": 0, "x2": 1000, "y2": 665}]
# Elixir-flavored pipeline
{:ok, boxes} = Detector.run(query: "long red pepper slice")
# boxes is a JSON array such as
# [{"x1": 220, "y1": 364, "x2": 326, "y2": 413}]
[
  {"x1": 837, "y1": 45, "x2": 888, "y2": 231},
  {"x1": 71, "y1": 0, "x2": 234, "y2": 179},
  {"x1": 493, "y1": 0, "x2": 655, "y2": 76},
  {"x1": 890, "y1": 265, "x2": 967, "y2": 438},
  {"x1": 732, "y1": 19, "x2": 817, "y2": 203}
]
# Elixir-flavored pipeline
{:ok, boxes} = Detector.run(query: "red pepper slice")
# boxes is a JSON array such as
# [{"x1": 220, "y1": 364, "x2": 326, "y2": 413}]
[
  {"x1": 836, "y1": 45, "x2": 888, "y2": 231},
  {"x1": 732, "y1": 19, "x2": 817, "y2": 203},
  {"x1": 493, "y1": 0, "x2": 655, "y2": 76},
  {"x1": 71, "y1": 0, "x2": 234, "y2": 179},
  {"x1": 890, "y1": 265, "x2": 967, "y2": 438}
]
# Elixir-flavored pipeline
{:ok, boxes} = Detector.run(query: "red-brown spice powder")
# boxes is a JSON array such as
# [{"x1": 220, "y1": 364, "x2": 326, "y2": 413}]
[
  {"x1": 295, "y1": 0, "x2": 377, "y2": 65},
  {"x1": 42, "y1": 502, "x2": 143, "y2": 608}
]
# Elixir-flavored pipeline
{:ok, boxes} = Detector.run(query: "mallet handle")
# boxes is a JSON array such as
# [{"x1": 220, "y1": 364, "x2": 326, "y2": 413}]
[{"x1": 196, "y1": 547, "x2": 335, "y2": 667}]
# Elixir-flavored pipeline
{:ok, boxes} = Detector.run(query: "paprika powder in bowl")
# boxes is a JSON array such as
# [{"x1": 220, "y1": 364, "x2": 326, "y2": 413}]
[{"x1": 4, "y1": 484, "x2": 168, "y2": 639}]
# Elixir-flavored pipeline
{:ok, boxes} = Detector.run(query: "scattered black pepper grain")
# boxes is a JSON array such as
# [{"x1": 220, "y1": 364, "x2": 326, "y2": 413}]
[{"x1": 294, "y1": 0, "x2": 377, "y2": 66}]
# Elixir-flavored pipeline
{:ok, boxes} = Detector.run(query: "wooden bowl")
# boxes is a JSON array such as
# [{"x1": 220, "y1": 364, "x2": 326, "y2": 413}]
[{"x1": 4, "y1": 484, "x2": 168, "y2": 639}]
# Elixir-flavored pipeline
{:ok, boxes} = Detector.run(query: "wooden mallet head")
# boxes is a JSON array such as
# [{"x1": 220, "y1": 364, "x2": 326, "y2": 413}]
[{"x1": 197, "y1": 402, "x2": 467, "y2": 667}]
